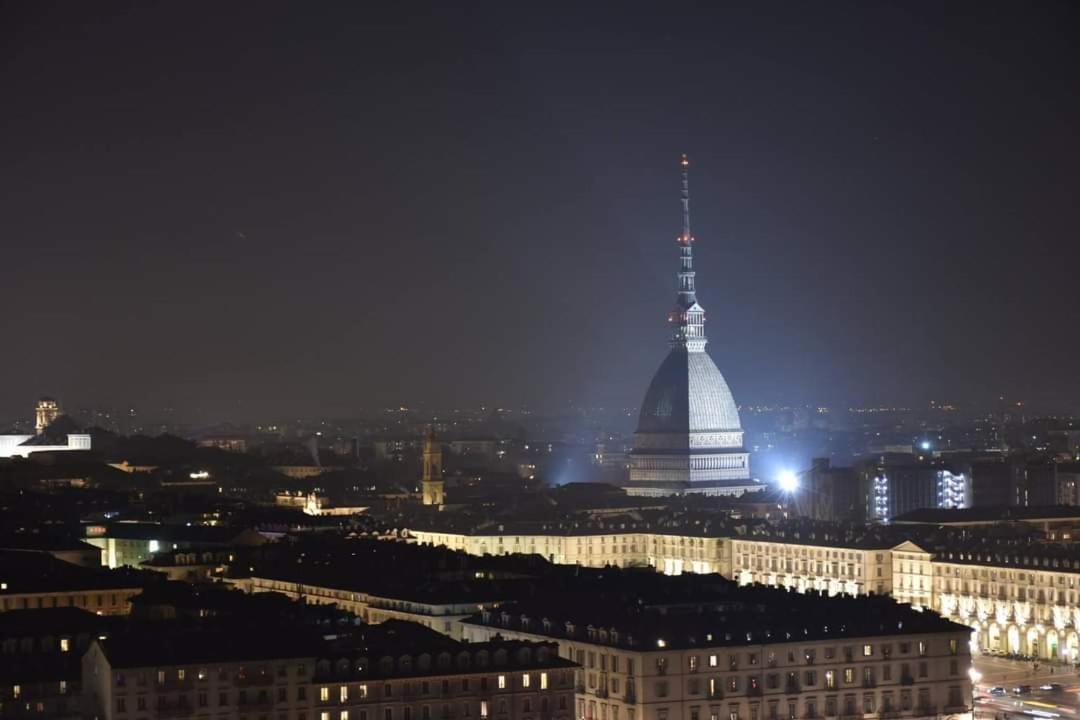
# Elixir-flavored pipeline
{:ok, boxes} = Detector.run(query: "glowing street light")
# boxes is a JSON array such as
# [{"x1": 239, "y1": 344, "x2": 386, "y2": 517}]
[{"x1": 778, "y1": 470, "x2": 800, "y2": 493}]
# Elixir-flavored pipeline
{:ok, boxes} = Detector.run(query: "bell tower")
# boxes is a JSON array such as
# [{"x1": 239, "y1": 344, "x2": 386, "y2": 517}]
[
  {"x1": 36, "y1": 397, "x2": 60, "y2": 435},
  {"x1": 421, "y1": 428, "x2": 444, "y2": 508}
]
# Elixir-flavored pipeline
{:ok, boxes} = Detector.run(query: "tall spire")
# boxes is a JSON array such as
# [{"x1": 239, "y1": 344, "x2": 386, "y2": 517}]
[{"x1": 669, "y1": 154, "x2": 707, "y2": 352}]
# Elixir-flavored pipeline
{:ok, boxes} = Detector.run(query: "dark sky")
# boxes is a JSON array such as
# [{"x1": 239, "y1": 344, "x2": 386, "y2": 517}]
[{"x1": 2, "y1": 1, "x2": 1078, "y2": 423}]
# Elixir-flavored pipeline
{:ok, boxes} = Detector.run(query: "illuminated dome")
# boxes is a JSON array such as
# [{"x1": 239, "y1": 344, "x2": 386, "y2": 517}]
[
  {"x1": 624, "y1": 155, "x2": 756, "y2": 497},
  {"x1": 637, "y1": 348, "x2": 742, "y2": 438}
]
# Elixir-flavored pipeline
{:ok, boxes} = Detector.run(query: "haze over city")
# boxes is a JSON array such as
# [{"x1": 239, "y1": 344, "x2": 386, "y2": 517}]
[
  {"x1": 8, "y1": 6, "x2": 1080, "y2": 720},
  {"x1": 2, "y1": 1, "x2": 1078, "y2": 423}
]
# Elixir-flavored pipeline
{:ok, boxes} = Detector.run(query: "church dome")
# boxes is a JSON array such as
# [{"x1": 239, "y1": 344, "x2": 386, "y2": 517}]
[{"x1": 636, "y1": 348, "x2": 742, "y2": 435}]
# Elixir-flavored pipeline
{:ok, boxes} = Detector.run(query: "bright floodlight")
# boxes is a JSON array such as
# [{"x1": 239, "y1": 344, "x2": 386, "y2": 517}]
[
  {"x1": 920, "y1": 440, "x2": 931, "y2": 451},
  {"x1": 778, "y1": 470, "x2": 800, "y2": 493}
]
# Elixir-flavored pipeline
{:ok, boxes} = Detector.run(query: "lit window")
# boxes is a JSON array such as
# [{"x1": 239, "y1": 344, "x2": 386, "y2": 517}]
[
  {"x1": 322, "y1": 713, "x2": 331, "y2": 720},
  {"x1": 60, "y1": 638, "x2": 70, "y2": 653},
  {"x1": 342, "y1": 713, "x2": 350, "y2": 720},
  {"x1": 198, "y1": 668, "x2": 207, "y2": 681},
  {"x1": 498, "y1": 675, "x2": 506, "y2": 689},
  {"x1": 321, "y1": 687, "x2": 330, "y2": 702},
  {"x1": 522, "y1": 674, "x2": 531, "y2": 688},
  {"x1": 341, "y1": 686, "x2": 349, "y2": 703},
  {"x1": 13, "y1": 684, "x2": 21, "y2": 698},
  {"x1": 481, "y1": 701, "x2": 489, "y2": 719},
  {"x1": 862, "y1": 645, "x2": 872, "y2": 657},
  {"x1": 360, "y1": 684, "x2": 368, "y2": 698},
  {"x1": 157, "y1": 671, "x2": 165, "y2": 685},
  {"x1": 540, "y1": 672, "x2": 548, "y2": 690},
  {"x1": 59, "y1": 680, "x2": 67, "y2": 695},
  {"x1": 178, "y1": 669, "x2": 186, "y2": 681},
  {"x1": 708, "y1": 655, "x2": 718, "y2": 667}
]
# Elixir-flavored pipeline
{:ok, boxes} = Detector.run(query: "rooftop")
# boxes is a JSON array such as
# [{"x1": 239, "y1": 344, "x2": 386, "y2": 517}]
[
  {"x1": 893, "y1": 506, "x2": 1080, "y2": 525},
  {"x1": 0, "y1": 550, "x2": 148, "y2": 596},
  {"x1": 466, "y1": 582, "x2": 968, "y2": 651}
]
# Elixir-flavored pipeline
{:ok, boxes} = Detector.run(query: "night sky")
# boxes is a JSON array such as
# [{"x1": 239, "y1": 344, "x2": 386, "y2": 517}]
[{"x1": 2, "y1": 1, "x2": 1078, "y2": 423}]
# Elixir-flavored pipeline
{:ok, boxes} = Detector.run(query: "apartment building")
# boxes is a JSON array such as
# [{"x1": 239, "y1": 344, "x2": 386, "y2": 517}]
[
  {"x1": 931, "y1": 545, "x2": 1080, "y2": 661},
  {"x1": 82, "y1": 620, "x2": 577, "y2": 720},
  {"x1": 0, "y1": 550, "x2": 143, "y2": 615},
  {"x1": 462, "y1": 587, "x2": 973, "y2": 720}
]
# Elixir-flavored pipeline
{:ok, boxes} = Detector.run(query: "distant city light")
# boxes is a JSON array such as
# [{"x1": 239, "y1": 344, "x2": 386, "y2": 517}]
[
  {"x1": 778, "y1": 470, "x2": 800, "y2": 493},
  {"x1": 919, "y1": 441, "x2": 931, "y2": 451}
]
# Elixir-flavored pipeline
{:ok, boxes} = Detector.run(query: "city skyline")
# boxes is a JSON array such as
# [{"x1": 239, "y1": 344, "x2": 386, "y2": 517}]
[{"x1": 2, "y1": 2, "x2": 1078, "y2": 421}]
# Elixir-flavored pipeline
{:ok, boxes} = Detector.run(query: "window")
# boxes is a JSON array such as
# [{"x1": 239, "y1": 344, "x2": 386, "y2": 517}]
[
  {"x1": 540, "y1": 673, "x2": 548, "y2": 690},
  {"x1": 157, "y1": 670, "x2": 166, "y2": 685},
  {"x1": 805, "y1": 671, "x2": 816, "y2": 686},
  {"x1": 523, "y1": 674, "x2": 531, "y2": 688},
  {"x1": 498, "y1": 675, "x2": 506, "y2": 689},
  {"x1": 657, "y1": 681, "x2": 669, "y2": 697},
  {"x1": 321, "y1": 687, "x2": 331, "y2": 702},
  {"x1": 360, "y1": 684, "x2": 368, "y2": 698},
  {"x1": 862, "y1": 645, "x2": 872, "y2": 657},
  {"x1": 918, "y1": 662, "x2": 928, "y2": 678},
  {"x1": 480, "y1": 702, "x2": 489, "y2": 719},
  {"x1": 322, "y1": 714, "x2": 331, "y2": 720},
  {"x1": 178, "y1": 669, "x2": 186, "y2": 681},
  {"x1": 59, "y1": 680, "x2": 67, "y2": 695},
  {"x1": 918, "y1": 641, "x2": 927, "y2": 656},
  {"x1": 117, "y1": 698, "x2": 126, "y2": 712},
  {"x1": 387, "y1": 710, "x2": 394, "y2": 720},
  {"x1": 342, "y1": 712, "x2": 350, "y2": 720},
  {"x1": 863, "y1": 695, "x2": 875, "y2": 713},
  {"x1": 60, "y1": 638, "x2": 70, "y2": 653},
  {"x1": 950, "y1": 660, "x2": 958, "y2": 675},
  {"x1": 949, "y1": 639, "x2": 959, "y2": 655},
  {"x1": 709, "y1": 655, "x2": 719, "y2": 668},
  {"x1": 341, "y1": 686, "x2": 349, "y2": 703},
  {"x1": 843, "y1": 669, "x2": 854, "y2": 685}
]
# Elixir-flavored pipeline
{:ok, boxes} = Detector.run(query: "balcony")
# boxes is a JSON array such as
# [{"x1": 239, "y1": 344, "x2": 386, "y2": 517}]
[
  {"x1": 157, "y1": 703, "x2": 195, "y2": 718},
  {"x1": 238, "y1": 697, "x2": 275, "y2": 710},
  {"x1": 234, "y1": 674, "x2": 275, "y2": 687}
]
